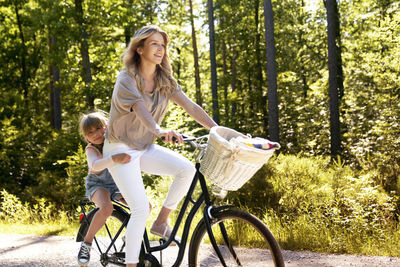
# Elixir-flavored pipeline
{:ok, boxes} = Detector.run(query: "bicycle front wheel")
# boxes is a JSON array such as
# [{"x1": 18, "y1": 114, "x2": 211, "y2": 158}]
[{"x1": 188, "y1": 209, "x2": 284, "y2": 267}]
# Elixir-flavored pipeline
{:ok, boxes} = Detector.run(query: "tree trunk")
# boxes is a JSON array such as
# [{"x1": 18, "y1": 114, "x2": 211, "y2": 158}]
[
  {"x1": 124, "y1": 0, "x2": 134, "y2": 47},
  {"x1": 74, "y1": 0, "x2": 94, "y2": 110},
  {"x1": 188, "y1": 0, "x2": 203, "y2": 106},
  {"x1": 325, "y1": 0, "x2": 343, "y2": 157},
  {"x1": 254, "y1": 0, "x2": 268, "y2": 133},
  {"x1": 49, "y1": 36, "x2": 61, "y2": 129},
  {"x1": 231, "y1": 40, "x2": 237, "y2": 118},
  {"x1": 247, "y1": 73, "x2": 254, "y2": 113},
  {"x1": 207, "y1": 0, "x2": 219, "y2": 124},
  {"x1": 263, "y1": 0, "x2": 279, "y2": 142},
  {"x1": 176, "y1": 47, "x2": 181, "y2": 81},
  {"x1": 299, "y1": 0, "x2": 309, "y2": 99},
  {"x1": 14, "y1": 3, "x2": 28, "y2": 101},
  {"x1": 222, "y1": 39, "x2": 228, "y2": 120}
]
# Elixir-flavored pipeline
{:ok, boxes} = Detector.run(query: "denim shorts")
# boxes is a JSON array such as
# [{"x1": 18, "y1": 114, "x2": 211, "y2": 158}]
[{"x1": 85, "y1": 173, "x2": 121, "y2": 201}]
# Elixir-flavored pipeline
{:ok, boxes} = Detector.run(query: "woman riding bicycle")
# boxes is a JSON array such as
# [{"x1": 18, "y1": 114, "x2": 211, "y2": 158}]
[{"x1": 103, "y1": 25, "x2": 217, "y2": 266}]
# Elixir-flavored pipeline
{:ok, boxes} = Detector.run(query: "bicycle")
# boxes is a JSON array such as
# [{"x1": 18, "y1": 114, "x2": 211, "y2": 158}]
[{"x1": 76, "y1": 134, "x2": 284, "y2": 266}]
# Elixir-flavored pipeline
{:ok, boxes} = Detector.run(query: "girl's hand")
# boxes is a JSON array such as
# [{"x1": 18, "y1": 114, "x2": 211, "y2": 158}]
[
  {"x1": 158, "y1": 129, "x2": 183, "y2": 145},
  {"x1": 112, "y1": 153, "x2": 131, "y2": 164}
]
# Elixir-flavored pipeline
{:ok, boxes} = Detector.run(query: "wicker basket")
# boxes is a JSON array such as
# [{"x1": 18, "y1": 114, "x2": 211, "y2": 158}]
[{"x1": 199, "y1": 126, "x2": 277, "y2": 191}]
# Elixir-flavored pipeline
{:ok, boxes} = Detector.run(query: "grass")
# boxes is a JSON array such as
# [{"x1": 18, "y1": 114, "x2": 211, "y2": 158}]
[
  {"x1": 1, "y1": 202, "x2": 400, "y2": 258},
  {"x1": 0, "y1": 221, "x2": 80, "y2": 236},
  {"x1": 3, "y1": 151, "x2": 400, "y2": 259},
  {"x1": 263, "y1": 209, "x2": 400, "y2": 257}
]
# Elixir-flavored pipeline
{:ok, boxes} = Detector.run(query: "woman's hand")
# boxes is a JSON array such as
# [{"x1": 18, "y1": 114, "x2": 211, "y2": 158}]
[
  {"x1": 112, "y1": 153, "x2": 131, "y2": 164},
  {"x1": 157, "y1": 129, "x2": 183, "y2": 145}
]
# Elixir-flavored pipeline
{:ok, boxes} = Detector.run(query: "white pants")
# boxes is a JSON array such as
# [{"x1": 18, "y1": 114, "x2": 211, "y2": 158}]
[{"x1": 103, "y1": 140, "x2": 196, "y2": 264}]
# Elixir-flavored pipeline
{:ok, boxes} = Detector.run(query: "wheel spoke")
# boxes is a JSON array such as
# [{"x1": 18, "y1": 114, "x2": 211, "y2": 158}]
[
  {"x1": 85, "y1": 208, "x2": 128, "y2": 265},
  {"x1": 218, "y1": 222, "x2": 241, "y2": 266},
  {"x1": 189, "y1": 209, "x2": 284, "y2": 267}
]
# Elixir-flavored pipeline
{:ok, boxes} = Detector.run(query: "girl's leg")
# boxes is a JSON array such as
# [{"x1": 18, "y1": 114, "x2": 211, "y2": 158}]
[
  {"x1": 140, "y1": 144, "x2": 196, "y2": 226},
  {"x1": 84, "y1": 189, "x2": 113, "y2": 244},
  {"x1": 78, "y1": 189, "x2": 113, "y2": 266},
  {"x1": 104, "y1": 141, "x2": 149, "y2": 265}
]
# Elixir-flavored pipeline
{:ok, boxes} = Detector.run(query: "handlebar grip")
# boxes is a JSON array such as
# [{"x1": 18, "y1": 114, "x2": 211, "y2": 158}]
[
  {"x1": 161, "y1": 136, "x2": 178, "y2": 142},
  {"x1": 160, "y1": 135, "x2": 194, "y2": 142}
]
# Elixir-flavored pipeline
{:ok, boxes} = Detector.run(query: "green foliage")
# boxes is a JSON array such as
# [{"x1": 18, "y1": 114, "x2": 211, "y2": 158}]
[
  {"x1": 274, "y1": 154, "x2": 393, "y2": 217},
  {"x1": 1, "y1": 0, "x2": 400, "y2": 257},
  {"x1": 0, "y1": 113, "x2": 55, "y2": 196},
  {"x1": 230, "y1": 154, "x2": 396, "y2": 216},
  {"x1": 25, "y1": 131, "x2": 83, "y2": 211},
  {"x1": 264, "y1": 205, "x2": 400, "y2": 256},
  {"x1": 0, "y1": 189, "x2": 69, "y2": 224},
  {"x1": 230, "y1": 154, "x2": 397, "y2": 255},
  {"x1": 0, "y1": 189, "x2": 73, "y2": 236}
]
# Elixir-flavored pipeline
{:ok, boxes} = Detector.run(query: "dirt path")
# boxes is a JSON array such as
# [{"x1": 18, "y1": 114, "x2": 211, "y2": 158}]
[{"x1": 0, "y1": 234, "x2": 399, "y2": 266}]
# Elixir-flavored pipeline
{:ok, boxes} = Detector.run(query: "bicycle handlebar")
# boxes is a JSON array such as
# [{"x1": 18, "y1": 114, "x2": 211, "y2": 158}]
[{"x1": 161, "y1": 134, "x2": 208, "y2": 146}]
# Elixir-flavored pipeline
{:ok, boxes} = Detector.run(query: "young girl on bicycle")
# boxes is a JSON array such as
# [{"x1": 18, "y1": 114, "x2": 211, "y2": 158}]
[
  {"x1": 104, "y1": 25, "x2": 218, "y2": 266},
  {"x1": 77, "y1": 112, "x2": 131, "y2": 267}
]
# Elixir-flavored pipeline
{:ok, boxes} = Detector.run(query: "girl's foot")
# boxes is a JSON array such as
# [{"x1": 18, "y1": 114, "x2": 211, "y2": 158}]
[{"x1": 77, "y1": 241, "x2": 92, "y2": 266}]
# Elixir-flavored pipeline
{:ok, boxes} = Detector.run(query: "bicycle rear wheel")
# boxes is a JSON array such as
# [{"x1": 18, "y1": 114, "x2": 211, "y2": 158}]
[
  {"x1": 188, "y1": 209, "x2": 284, "y2": 267},
  {"x1": 84, "y1": 206, "x2": 128, "y2": 266}
]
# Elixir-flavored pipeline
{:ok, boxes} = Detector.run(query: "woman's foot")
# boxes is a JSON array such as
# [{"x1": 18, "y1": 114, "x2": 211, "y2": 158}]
[{"x1": 150, "y1": 221, "x2": 181, "y2": 242}]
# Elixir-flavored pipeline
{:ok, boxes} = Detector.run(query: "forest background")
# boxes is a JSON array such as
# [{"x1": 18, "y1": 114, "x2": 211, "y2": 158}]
[{"x1": 1, "y1": 0, "x2": 400, "y2": 256}]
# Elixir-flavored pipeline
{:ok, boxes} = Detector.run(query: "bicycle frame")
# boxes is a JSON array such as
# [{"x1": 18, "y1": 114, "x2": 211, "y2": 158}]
[
  {"x1": 144, "y1": 162, "x2": 232, "y2": 267},
  {"x1": 78, "y1": 161, "x2": 234, "y2": 267},
  {"x1": 77, "y1": 133, "x2": 285, "y2": 267}
]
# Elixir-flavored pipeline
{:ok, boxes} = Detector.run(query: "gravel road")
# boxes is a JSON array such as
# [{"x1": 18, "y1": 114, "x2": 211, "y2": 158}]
[{"x1": 1, "y1": 234, "x2": 399, "y2": 266}]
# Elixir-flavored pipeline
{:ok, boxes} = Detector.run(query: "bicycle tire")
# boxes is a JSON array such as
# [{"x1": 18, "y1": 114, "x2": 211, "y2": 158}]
[
  {"x1": 79, "y1": 205, "x2": 129, "y2": 266},
  {"x1": 188, "y1": 209, "x2": 284, "y2": 267}
]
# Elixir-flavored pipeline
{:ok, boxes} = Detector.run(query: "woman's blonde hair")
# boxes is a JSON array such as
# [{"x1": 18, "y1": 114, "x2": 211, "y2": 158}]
[
  {"x1": 122, "y1": 25, "x2": 177, "y2": 96},
  {"x1": 79, "y1": 112, "x2": 107, "y2": 142}
]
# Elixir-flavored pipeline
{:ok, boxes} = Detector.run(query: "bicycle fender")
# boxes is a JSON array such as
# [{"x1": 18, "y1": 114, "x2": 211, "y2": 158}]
[
  {"x1": 202, "y1": 206, "x2": 227, "y2": 265},
  {"x1": 190, "y1": 205, "x2": 235, "y2": 240},
  {"x1": 76, "y1": 207, "x2": 99, "y2": 242},
  {"x1": 76, "y1": 204, "x2": 130, "y2": 242},
  {"x1": 209, "y1": 205, "x2": 234, "y2": 218}
]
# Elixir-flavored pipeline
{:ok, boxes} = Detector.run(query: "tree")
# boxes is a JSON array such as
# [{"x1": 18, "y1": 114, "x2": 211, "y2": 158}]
[
  {"x1": 325, "y1": 0, "x2": 343, "y2": 157},
  {"x1": 49, "y1": 35, "x2": 61, "y2": 129},
  {"x1": 47, "y1": 0, "x2": 63, "y2": 129},
  {"x1": 13, "y1": 0, "x2": 28, "y2": 102},
  {"x1": 188, "y1": 0, "x2": 203, "y2": 106},
  {"x1": 123, "y1": 0, "x2": 135, "y2": 46},
  {"x1": 74, "y1": 0, "x2": 94, "y2": 110},
  {"x1": 263, "y1": 0, "x2": 279, "y2": 142},
  {"x1": 207, "y1": 0, "x2": 220, "y2": 124},
  {"x1": 254, "y1": 0, "x2": 268, "y2": 134},
  {"x1": 230, "y1": 37, "x2": 238, "y2": 121}
]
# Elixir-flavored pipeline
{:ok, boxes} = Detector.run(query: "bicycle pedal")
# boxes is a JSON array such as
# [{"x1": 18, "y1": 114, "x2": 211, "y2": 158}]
[
  {"x1": 159, "y1": 238, "x2": 178, "y2": 247},
  {"x1": 113, "y1": 252, "x2": 125, "y2": 258}
]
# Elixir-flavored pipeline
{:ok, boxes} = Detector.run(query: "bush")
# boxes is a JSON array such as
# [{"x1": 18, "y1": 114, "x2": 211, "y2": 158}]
[
  {"x1": 229, "y1": 153, "x2": 397, "y2": 255},
  {"x1": 26, "y1": 142, "x2": 87, "y2": 212},
  {"x1": 0, "y1": 189, "x2": 69, "y2": 224}
]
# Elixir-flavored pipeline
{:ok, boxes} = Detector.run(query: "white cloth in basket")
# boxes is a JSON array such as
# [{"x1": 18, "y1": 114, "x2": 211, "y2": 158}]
[{"x1": 231, "y1": 136, "x2": 280, "y2": 150}]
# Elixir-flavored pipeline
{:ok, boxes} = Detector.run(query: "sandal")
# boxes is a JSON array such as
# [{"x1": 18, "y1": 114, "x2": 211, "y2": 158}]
[{"x1": 150, "y1": 222, "x2": 181, "y2": 242}]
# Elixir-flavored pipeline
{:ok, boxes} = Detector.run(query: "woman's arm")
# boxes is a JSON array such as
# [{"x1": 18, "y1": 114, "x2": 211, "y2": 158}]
[
  {"x1": 131, "y1": 100, "x2": 183, "y2": 144},
  {"x1": 131, "y1": 100, "x2": 163, "y2": 136},
  {"x1": 170, "y1": 90, "x2": 218, "y2": 129},
  {"x1": 86, "y1": 148, "x2": 131, "y2": 172}
]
